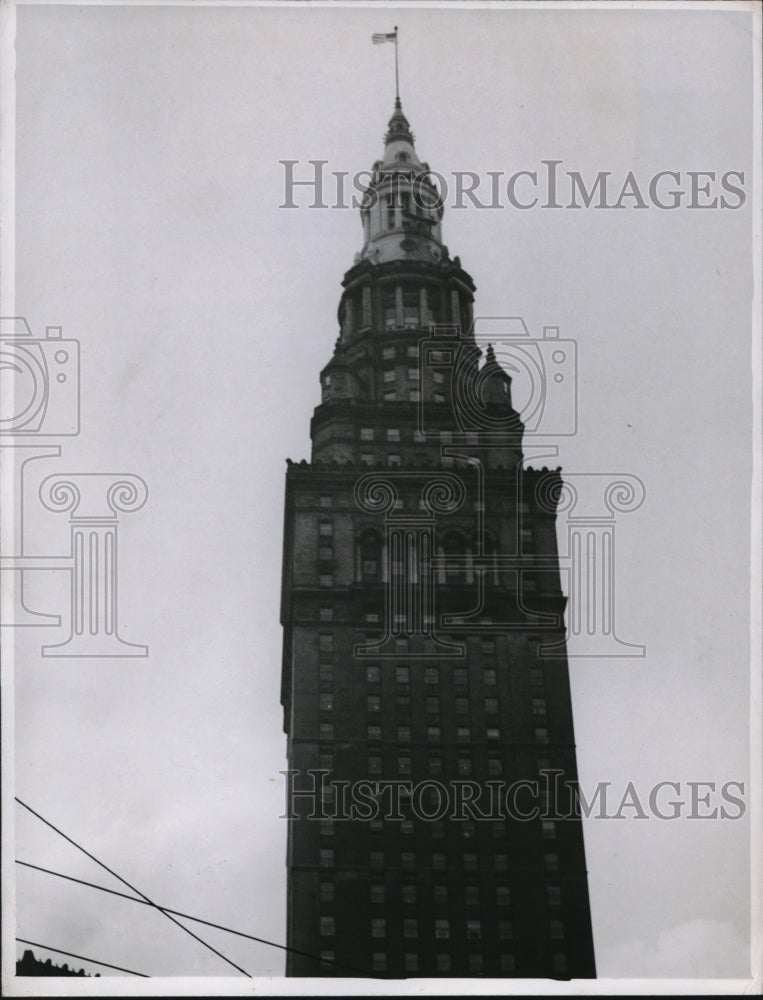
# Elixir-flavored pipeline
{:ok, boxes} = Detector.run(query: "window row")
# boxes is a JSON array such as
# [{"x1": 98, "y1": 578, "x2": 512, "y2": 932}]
[{"x1": 319, "y1": 951, "x2": 521, "y2": 974}]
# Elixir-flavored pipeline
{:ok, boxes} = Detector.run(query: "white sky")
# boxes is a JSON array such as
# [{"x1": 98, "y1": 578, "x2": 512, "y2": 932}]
[{"x1": 3, "y1": 1, "x2": 759, "y2": 993}]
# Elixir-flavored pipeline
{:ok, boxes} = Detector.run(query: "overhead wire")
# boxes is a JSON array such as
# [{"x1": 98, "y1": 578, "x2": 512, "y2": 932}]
[
  {"x1": 16, "y1": 859, "x2": 377, "y2": 978},
  {"x1": 15, "y1": 797, "x2": 252, "y2": 978}
]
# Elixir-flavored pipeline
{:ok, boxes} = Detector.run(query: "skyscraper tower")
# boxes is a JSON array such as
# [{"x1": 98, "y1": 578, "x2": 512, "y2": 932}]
[{"x1": 280, "y1": 98, "x2": 596, "y2": 979}]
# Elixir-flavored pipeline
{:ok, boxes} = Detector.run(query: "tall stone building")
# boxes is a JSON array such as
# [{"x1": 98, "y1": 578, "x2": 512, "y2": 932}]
[{"x1": 280, "y1": 99, "x2": 596, "y2": 979}]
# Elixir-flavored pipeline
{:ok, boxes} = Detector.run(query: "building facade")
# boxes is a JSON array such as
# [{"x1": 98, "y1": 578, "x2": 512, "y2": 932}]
[{"x1": 280, "y1": 99, "x2": 596, "y2": 979}]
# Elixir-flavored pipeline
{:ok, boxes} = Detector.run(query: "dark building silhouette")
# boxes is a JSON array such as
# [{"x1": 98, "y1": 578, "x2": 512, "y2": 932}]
[
  {"x1": 16, "y1": 949, "x2": 92, "y2": 977},
  {"x1": 280, "y1": 99, "x2": 596, "y2": 979}
]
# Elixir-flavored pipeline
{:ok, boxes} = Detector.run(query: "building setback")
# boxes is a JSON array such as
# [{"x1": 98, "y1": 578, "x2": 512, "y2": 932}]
[{"x1": 280, "y1": 98, "x2": 596, "y2": 979}]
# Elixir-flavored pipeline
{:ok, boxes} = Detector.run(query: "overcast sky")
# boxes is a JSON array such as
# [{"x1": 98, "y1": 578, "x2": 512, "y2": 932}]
[{"x1": 4, "y1": 2, "x2": 759, "y2": 993}]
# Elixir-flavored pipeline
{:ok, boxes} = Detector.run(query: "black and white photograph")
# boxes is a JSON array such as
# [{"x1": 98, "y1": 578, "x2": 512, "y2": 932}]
[{"x1": 1, "y1": 1, "x2": 760, "y2": 994}]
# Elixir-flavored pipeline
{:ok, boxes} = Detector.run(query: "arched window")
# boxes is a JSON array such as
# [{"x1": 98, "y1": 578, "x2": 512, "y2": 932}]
[{"x1": 358, "y1": 530, "x2": 383, "y2": 582}]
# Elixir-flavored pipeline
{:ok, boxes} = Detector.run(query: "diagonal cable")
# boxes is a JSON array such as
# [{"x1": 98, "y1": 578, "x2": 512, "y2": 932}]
[
  {"x1": 15, "y1": 798, "x2": 251, "y2": 977},
  {"x1": 16, "y1": 859, "x2": 378, "y2": 977}
]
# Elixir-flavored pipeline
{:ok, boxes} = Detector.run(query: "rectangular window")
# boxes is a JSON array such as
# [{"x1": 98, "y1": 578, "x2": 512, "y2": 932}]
[
  {"x1": 433, "y1": 884, "x2": 448, "y2": 904},
  {"x1": 383, "y1": 346, "x2": 396, "y2": 360},
  {"x1": 319, "y1": 693, "x2": 333, "y2": 712},
  {"x1": 545, "y1": 853, "x2": 559, "y2": 871},
  {"x1": 499, "y1": 920, "x2": 514, "y2": 940},
  {"x1": 485, "y1": 697, "x2": 499, "y2": 714},
  {"x1": 407, "y1": 345, "x2": 419, "y2": 358},
  {"x1": 435, "y1": 919, "x2": 450, "y2": 939},
  {"x1": 456, "y1": 727, "x2": 471, "y2": 742},
  {"x1": 481, "y1": 638, "x2": 495, "y2": 653},
  {"x1": 398, "y1": 755, "x2": 412, "y2": 775},
  {"x1": 404, "y1": 954, "x2": 419, "y2": 973},
  {"x1": 319, "y1": 752, "x2": 333, "y2": 770},
  {"x1": 370, "y1": 851, "x2": 384, "y2": 869},
  {"x1": 492, "y1": 820, "x2": 507, "y2": 839},
  {"x1": 458, "y1": 758, "x2": 473, "y2": 776},
  {"x1": 530, "y1": 667, "x2": 544, "y2": 688},
  {"x1": 408, "y1": 388, "x2": 420, "y2": 402},
  {"x1": 428, "y1": 756, "x2": 443, "y2": 775},
  {"x1": 386, "y1": 428, "x2": 400, "y2": 442},
  {"x1": 365, "y1": 612, "x2": 380, "y2": 624},
  {"x1": 552, "y1": 954, "x2": 568, "y2": 974},
  {"x1": 433, "y1": 852, "x2": 446, "y2": 871},
  {"x1": 547, "y1": 885, "x2": 561, "y2": 905},
  {"x1": 388, "y1": 454, "x2": 400, "y2": 467},
  {"x1": 319, "y1": 634, "x2": 333, "y2": 651},
  {"x1": 367, "y1": 695, "x2": 381, "y2": 713},
  {"x1": 463, "y1": 852, "x2": 478, "y2": 871},
  {"x1": 319, "y1": 574, "x2": 333, "y2": 587},
  {"x1": 533, "y1": 698, "x2": 547, "y2": 716},
  {"x1": 318, "y1": 545, "x2": 333, "y2": 561},
  {"x1": 425, "y1": 667, "x2": 439, "y2": 685},
  {"x1": 401, "y1": 852, "x2": 415, "y2": 870},
  {"x1": 434, "y1": 392, "x2": 445, "y2": 404},
  {"x1": 396, "y1": 665, "x2": 410, "y2": 685},
  {"x1": 366, "y1": 665, "x2": 380, "y2": 683},
  {"x1": 319, "y1": 607, "x2": 333, "y2": 622},
  {"x1": 550, "y1": 919, "x2": 564, "y2": 940},
  {"x1": 500, "y1": 955, "x2": 516, "y2": 973},
  {"x1": 319, "y1": 664, "x2": 333, "y2": 684},
  {"x1": 360, "y1": 452, "x2": 374, "y2": 465},
  {"x1": 484, "y1": 668, "x2": 497, "y2": 686},
  {"x1": 402, "y1": 289, "x2": 419, "y2": 327},
  {"x1": 414, "y1": 429, "x2": 426, "y2": 443},
  {"x1": 361, "y1": 427, "x2": 374, "y2": 440},
  {"x1": 495, "y1": 854, "x2": 508, "y2": 871},
  {"x1": 535, "y1": 727, "x2": 549, "y2": 745},
  {"x1": 488, "y1": 757, "x2": 502, "y2": 777},
  {"x1": 407, "y1": 367, "x2": 419, "y2": 381},
  {"x1": 466, "y1": 920, "x2": 482, "y2": 941},
  {"x1": 319, "y1": 521, "x2": 333, "y2": 536},
  {"x1": 372, "y1": 953, "x2": 386, "y2": 972},
  {"x1": 468, "y1": 954, "x2": 483, "y2": 973},
  {"x1": 383, "y1": 390, "x2": 396, "y2": 402},
  {"x1": 320, "y1": 881, "x2": 334, "y2": 902},
  {"x1": 453, "y1": 667, "x2": 468, "y2": 686},
  {"x1": 371, "y1": 917, "x2": 385, "y2": 938},
  {"x1": 431, "y1": 821, "x2": 445, "y2": 840},
  {"x1": 426, "y1": 726, "x2": 442, "y2": 742},
  {"x1": 397, "y1": 725, "x2": 411, "y2": 742},
  {"x1": 319, "y1": 819, "x2": 333, "y2": 837},
  {"x1": 487, "y1": 727, "x2": 501, "y2": 741},
  {"x1": 320, "y1": 916, "x2": 335, "y2": 936},
  {"x1": 433, "y1": 371, "x2": 446, "y2": 385},
  {"x1": 542, "y1": 820, "x2": 557, "y2": 839},
  {"x1": 319, "y1": 723, "x2": 334, "y2": 740},
  {"x1": 403, "y1": 919, "x2": 418, "y2": 939},
  {"x1": 395, "y1": 637, "x2": 409, "y2": 653},
  {"x1": 319, "y1": 849, "x2": 334, "y2": 868},
  {"x1": 383, "y1": 369, "x2": 396, "y2": 383},
  {"x1": 436, "y1": 954, "x2": 451, "y2": 972},
  {"x1": 402, "y1": 884, "x2": 417, "y2": 904},
  {"x1": 401, "y1": 819, "x2": 414, "y2": 835},
  {"x1": 426, "y1": 696, "x2": 440, "y2": 713},
  {"x1": 465, "y1": 885, "x2": 479, "y2": 905},
  {"x1": 496, "y1": 886, "x2": 511, "y2": 906},
  {"x1": 368, "y1": 756, "x2": 382, "y2": 775},
  {"x1": 367, "y1": 724, "x2": 381, "y2": 741},
  {"x1": 455, "y1": 697, "x2": 469, "y2": 714}
]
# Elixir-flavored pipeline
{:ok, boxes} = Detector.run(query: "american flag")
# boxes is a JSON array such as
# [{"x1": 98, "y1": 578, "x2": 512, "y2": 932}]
[{"x1": 372, "y1": 31, "x2": 397, "y2": 44}]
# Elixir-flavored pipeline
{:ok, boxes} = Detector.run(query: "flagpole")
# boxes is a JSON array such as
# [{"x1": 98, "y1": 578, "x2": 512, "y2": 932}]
[{"x1": 394, "y1": 26, "x2": 399, "y2": 101}]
